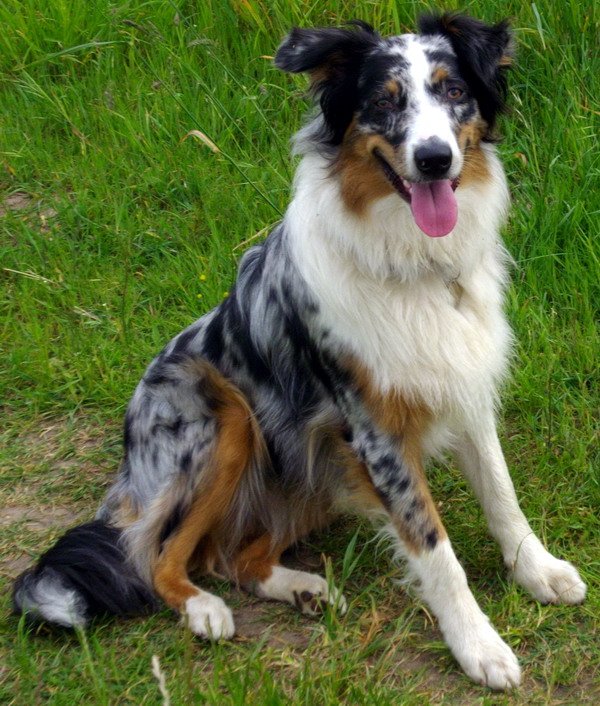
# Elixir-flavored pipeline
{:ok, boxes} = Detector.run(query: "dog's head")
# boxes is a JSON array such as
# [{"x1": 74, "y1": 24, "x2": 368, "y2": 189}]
[{"x1": 275, "y1": 14, "x2": 512, "y2": 237}]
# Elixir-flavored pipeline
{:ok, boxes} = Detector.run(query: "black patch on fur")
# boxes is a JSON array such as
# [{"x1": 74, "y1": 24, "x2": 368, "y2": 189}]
[
  {"x1": 166, "y1": 416, "x2": 183, "y2": 434},
  {"x1": 195, "y1": 377, "x2": 221, "y2": 412},
  {"x1": 152, "y1": 414, "x2": 183, "y2": 436},
  {"x1": 423, "y1": 48, "x2": 457, "y2": 69},
  {"x1": 144, "y1": 363, "x2": 175, "y2": 387},
  {"x1": 160, "y1": 351, "x2": 187, "y2": 370},
  {"x1": 425, "y1": 528, "x2": 439, "y2": 549},
  {"x1": 267, "y1": 287, "x2": 279, "y2": 307},
  {"x1": 238, "y1": 246, "x2": 266, "y2": 287},
  {"x1": 241, "y1": 339, "x2": 272, "y2": 384},
  {"x1": 275, "y1": 22, "x2": 380, "y2": 146},
  {"x1": 373, "y1": 486, "x2": 392, "y2": 510},
  {"x1": 223, "y1": 296, "x2": 272, "y2": 384},
  {"x1": 371, "y1": 453, "x2": 398, "y2": 476},
  {"x1": 159, "y1": 502, "x2": 184, "y2": 544},
  {"x1": 459, "y1": 102, "x2": 478, "y2": 124},
  {"x1": 263, "y1": 434, "x2": 284, "y2": 479},
  {"x1": 203, "y1": 312, "x2": 225, "y2": 365},
  {"x1": 172, "y1": 325, "x2": 200, "y2": 356},
  {"x1": 395, "y1": 477, "x2": 410, "y2": 494},
  {"x1": 282, "y1": 309, "x2": 346, "y2": 406},
  {"x1": 358, "y1": 51, "x2": 409, "y2": 98},
  {"x1": 123, "y1": 411, "x2": 135, "y2": 450},
  {"x1": 366, "y1": 429, "x2": 378, "y2": 445},
  {"x1": 179, "y1": 449, "x2": 194, "y2": 474},
  {"x1": 410, "y1": 497, "x2": 425, "y2": 511}
]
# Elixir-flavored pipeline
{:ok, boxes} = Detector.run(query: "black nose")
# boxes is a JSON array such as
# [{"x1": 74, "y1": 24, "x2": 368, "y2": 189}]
[{"x1": 414, "y1": 139, "x2": 452, "y2": 178}]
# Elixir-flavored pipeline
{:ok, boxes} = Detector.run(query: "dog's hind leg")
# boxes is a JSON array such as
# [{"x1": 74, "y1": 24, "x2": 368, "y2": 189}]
[
  {"x1": 153, "y1": 370, "x2": 258, "y2": 640},
  {"x1": 233, "y1": 533, "x2": 347, "y2": 616},
  {"x1": 454, "y1": 414, "x2": 586, "y2": 605}
]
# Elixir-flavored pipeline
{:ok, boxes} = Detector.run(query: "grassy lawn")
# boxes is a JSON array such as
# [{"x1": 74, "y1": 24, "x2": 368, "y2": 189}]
[{"x1": 1, "y1": 0, "x2": 598, "y2": 703}]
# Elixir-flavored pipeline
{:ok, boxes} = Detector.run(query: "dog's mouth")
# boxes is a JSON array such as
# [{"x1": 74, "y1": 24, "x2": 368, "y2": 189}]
[{"x1": 373, "y1": 150, "x2": 460, "y2": 238}]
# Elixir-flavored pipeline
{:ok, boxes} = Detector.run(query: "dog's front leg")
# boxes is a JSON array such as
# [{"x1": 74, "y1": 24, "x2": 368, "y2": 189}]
[
  {"x1": 351, "y1": 422, "x2": 521, "y2": 690},
  {"x1": 454, "y1": 414, "x2": 586, "y2": 605}
]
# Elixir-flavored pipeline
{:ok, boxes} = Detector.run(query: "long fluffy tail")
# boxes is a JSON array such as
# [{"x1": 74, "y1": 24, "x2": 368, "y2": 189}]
[{"x1": 12, "y1": 520, "x2": 157, "y2": 628}]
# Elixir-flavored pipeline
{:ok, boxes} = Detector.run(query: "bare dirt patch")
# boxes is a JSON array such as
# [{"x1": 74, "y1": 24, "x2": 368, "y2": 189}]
[
  {"x1": 232, "y1": 600, "x2": 312, "y2": 649},
  {"x1": 0, "y1": 504, "x2": 86, "y2": 531},
  {"x1": 0, "y1": 190, "x2": 57, "y2": 223},
  {"x1": 0, "y1": 191, "x2": 31, "y2": 216},
  {"x1": 0, "y1": 415, "x2": 117, "y2": 579},
  {"x1": 0, "y1": 503, "x2": 89, "y2": 580},
  {"x1": 1, "y1": 190, "x2": 58, "y2": 250}
]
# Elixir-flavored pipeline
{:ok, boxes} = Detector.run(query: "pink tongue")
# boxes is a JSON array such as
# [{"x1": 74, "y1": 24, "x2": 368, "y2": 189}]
[{"x1": 410, "y1": 180, "x2": 457, "y2": 237}]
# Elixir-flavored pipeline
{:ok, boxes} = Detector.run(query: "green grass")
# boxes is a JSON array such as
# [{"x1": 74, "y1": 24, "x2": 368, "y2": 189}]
[{"x1": 1, "y1": 0, "x2": 598, "y2": 703}]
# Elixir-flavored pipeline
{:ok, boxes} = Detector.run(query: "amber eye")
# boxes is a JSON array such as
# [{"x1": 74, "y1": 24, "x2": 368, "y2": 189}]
[
  {"x1": 375, "y1": 98, "x2": 394, "y2": 110},
  {"x1": 447, "y1": 86, "x2": 464, "y2": 100}
]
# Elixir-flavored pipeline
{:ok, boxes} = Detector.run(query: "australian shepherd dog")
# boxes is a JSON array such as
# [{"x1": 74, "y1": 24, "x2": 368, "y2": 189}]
[{"x1": 14, "y1": 13, "x2": 586, "y2": 690}]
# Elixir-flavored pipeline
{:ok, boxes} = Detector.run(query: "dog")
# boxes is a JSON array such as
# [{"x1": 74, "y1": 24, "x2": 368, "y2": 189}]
[{"x1": 13, "y1": 13, "x2": 586, "y2": 690}]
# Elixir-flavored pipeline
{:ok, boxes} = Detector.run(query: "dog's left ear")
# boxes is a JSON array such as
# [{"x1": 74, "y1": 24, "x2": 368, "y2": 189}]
[{"x1": 419, "y1": 13, "x2": 513, "y2": 138}]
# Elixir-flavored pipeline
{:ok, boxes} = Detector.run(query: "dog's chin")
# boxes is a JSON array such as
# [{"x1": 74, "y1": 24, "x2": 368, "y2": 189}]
[{"x1": 372, "y1": 150, "x2": 460, "y2": 238}]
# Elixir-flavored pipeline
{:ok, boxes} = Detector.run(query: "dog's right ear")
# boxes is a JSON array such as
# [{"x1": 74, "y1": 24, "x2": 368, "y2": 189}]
[
  {"x1": 275, "y1": 23, "x2": 379, "y2": 146},
  {"x1": 275, "y1": 22, "x2": 377, "y2": 75}
]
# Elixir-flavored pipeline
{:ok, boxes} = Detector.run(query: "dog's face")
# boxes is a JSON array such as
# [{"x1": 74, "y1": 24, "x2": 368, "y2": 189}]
[{"x1": 276, "y1": 14, "x2": 511, "y2": 237}]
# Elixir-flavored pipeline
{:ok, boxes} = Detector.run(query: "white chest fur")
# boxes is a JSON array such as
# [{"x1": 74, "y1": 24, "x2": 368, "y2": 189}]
[{"x1": 287, "y1": 147, "x2": 513, "y2": 430}]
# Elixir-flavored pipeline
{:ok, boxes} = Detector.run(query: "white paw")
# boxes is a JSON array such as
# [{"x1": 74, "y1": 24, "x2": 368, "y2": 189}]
[
  {"x1": 411, "y1": 538, "x2": 520, "y2": 690},
  {"x1": 512, "y1": 543, "x2": 587, "y2": 605},
  {"x1": 444, "y1": 616, "x2": 521, "y2": 690},
  {"x1": 255, "y1": 566, "x2": 347, "y2": 616},
  {"x1": 183, "y1": 593, "x2": 235, "y2": 640}
]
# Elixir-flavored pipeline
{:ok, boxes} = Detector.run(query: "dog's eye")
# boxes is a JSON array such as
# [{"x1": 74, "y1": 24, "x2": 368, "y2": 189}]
[
  {"x1": 447, "y1": 86, "x2": 464, "y2": 100},
  {"x1": 375, "y1": 98, "x2": 394, "y2": 110}
]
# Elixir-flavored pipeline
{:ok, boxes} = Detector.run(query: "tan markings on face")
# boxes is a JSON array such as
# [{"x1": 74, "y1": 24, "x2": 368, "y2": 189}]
[
  {"x1": 385, "y1": 79, "x2": 400, "y2": 96},
  {"x1": 432, "y1": 66, "x2": 449, "y2": 84},
  {"x1": 335, "y1": 126, "x2": 404, "y2": 215},
  {"x1": 348, "y1": 360, "x2": 447, "y2": 553},
  {"x1": 498, "y1": 54, "x2": 512, "y2": 67},
  {"x1": 457, "y1": 120, "x2": 491, "y2": 185}
]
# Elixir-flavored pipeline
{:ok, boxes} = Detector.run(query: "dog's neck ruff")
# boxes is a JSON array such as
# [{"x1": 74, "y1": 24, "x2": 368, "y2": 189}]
[{"x1": 285, "y1": 147, "x2": 512, "y2": 421}]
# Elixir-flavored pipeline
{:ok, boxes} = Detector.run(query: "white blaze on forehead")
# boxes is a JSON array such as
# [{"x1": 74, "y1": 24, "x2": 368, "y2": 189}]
[{"x1": 401, "y1": 35, "x2": 462, "y2": 178}]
